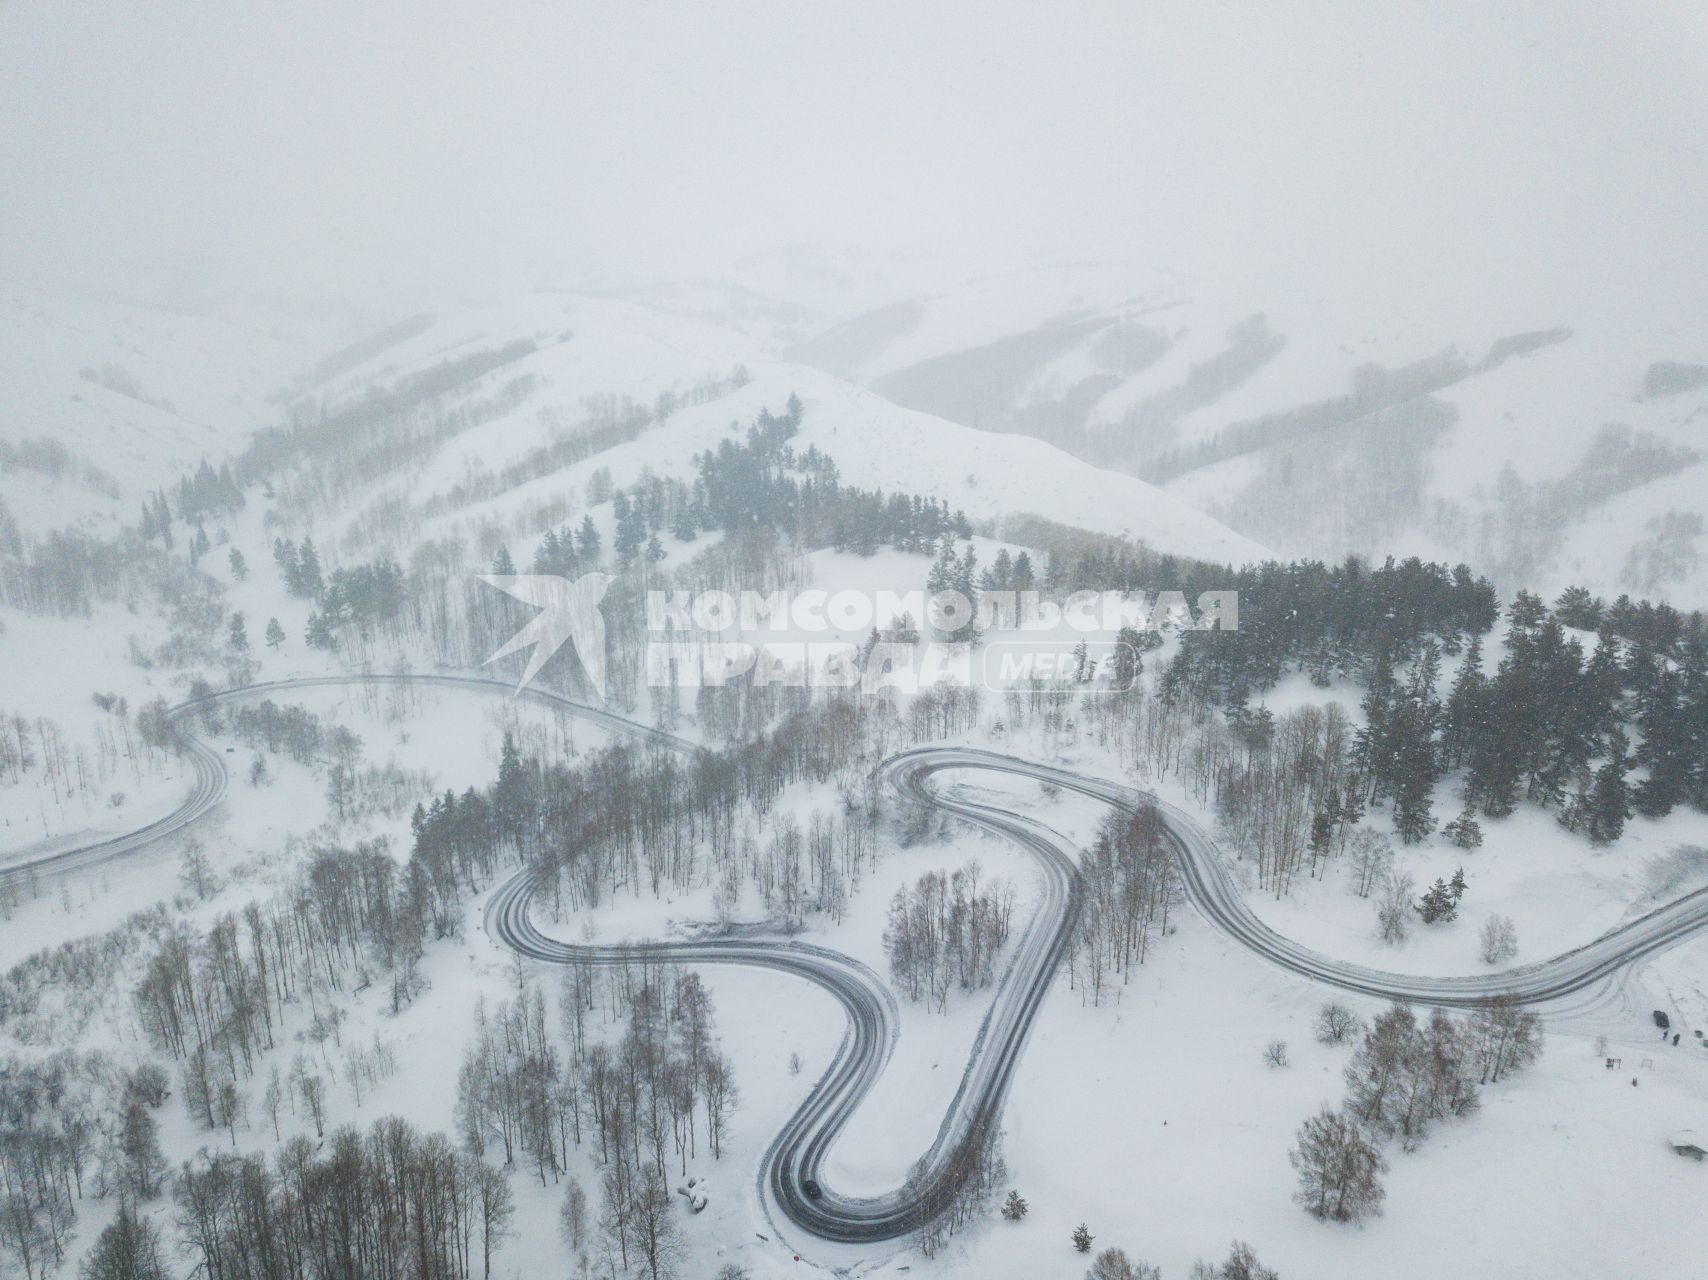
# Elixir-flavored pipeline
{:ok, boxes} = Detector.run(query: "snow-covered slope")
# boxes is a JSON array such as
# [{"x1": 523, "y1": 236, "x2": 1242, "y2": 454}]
[
  {"x1": 788, "y1": 264, "x2": 1708, "y2": 605},
  {"x1": 0, "y1": 294, "x2": 315, "y2": 533},
  {"x1": 786, "y1": 371, "x2": 1269, "y2": 566},
  {"x1": 296, "y1": 290, "x2": 1270, "y2": 570}
]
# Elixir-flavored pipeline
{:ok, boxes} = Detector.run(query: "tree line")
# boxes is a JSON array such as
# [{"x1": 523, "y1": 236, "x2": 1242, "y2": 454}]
[
  {"x1": 0, "y1": 1051, "x2": 172, "y2": 1280},
  {"x1": 1290, "y1": 997, "x2": 1542, "y2": 1224},
  {"x1": 411, "y1": 706, "x2": 887, "y2": 931},
  {"x1": 883, "y1": 861, "x2": 1016, "y2": 1011},
  {"x1": 168, "y1": 1115, "x2": 514, "y2": 1280},
  {"x1": 1069, "y1": 804, "x2": 1181, "y2": 1006}
]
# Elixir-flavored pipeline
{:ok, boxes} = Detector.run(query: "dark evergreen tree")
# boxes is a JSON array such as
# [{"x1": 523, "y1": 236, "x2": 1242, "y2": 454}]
[
  {"x1": 305, "y1": 610, "x2": 337, "y2": 651},
  {"x1": 1442, "y1": 804, "x2": 1482, "y2": 849},
  {"x1": 576, "y1": 515, "x2": 601, "y2": 562},
  {"x1": 1586, "y1": 743, "x2": 1632, "y2": 846},
  {"x1": 1012, "y1": 550, "x2": 1035, "y2": 592},
  {"x1": 297, "y1": 537, "x2": 323, "y2": 597},
  {"x1": 1554, "y1": 585, "x2": 1604, "y2": 630}
]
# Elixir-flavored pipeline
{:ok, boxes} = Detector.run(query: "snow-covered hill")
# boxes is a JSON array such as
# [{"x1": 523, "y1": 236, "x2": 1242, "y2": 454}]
[
  {"x1": 787, "y1": 264, "x2": 1708, "y2": 606},
  {"x1": 286, "y1": 290, "x2": 1270, "y2": 571},
  {"x1": 0, "y1": 294, "x2": 319, "y2": 533}
]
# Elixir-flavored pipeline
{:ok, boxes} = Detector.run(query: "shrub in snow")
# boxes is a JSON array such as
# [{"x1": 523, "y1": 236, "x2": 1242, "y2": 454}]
[
  {"x1": 1216, "y1": 1241, "x2": 1282, "y2": 1279},
  {"x1": 1314, "y1": 1002, "x2": 1362, "y2": 1045},
  {"x1": 1088, "y1": 1247, "x2": 1161, "y2": 1280},
  {"x1": 1479, "y1": 914, "x2": 1518, "y2": 965}
]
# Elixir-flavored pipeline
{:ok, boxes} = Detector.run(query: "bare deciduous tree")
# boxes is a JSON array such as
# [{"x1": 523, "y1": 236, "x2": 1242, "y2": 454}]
[
  {"x1": 1376, "y1": 869, "x2": 1415, "y2": 944},
  {"x1": 1479, "y1": 914, "x2": 1518, "y2": 965},
  {"x1": 1290, "y1": 1105, "x2": 1387, "y2": 1222},
  {"x1": 1314, "y1": 1002, "x2": 1363, "y2": 1045}
]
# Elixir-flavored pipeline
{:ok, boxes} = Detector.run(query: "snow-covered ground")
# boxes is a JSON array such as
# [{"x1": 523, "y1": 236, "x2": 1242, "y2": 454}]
[
  {"x1": 0, "y1": 292, "x2": 326, "y2": 534},
  {"x1": 3, "y1": 282, "x2": 1705, "y2": 1280}
]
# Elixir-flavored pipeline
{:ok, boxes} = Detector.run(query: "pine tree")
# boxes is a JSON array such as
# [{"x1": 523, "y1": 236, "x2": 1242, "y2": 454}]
[
  {"x1": 956, "y1": 543, "x2": 980, "y2": 619},
  {"x1": 298, "y1": 537, "x2": 323, "y2": 597},
  {"x1": 1418, "y1": 875, "x2": 1462, "y2": 924},
  {"x1": 1553, "y1": 585, "x2": 1604, "y2": 630},
  {"x1": 576, "y1": 515, "x2": 601, "y2": 561},
  {"x1": 1072, "y1": 1223, "x2": 1095, "y2": 1253},
  {"x1": 1012, "y1": 550, "x2": 1035, "y2": 592},
  {"x1": 1442, "y1": 634, "x2": 1485, "y2": 768},
  {"x1": 614, "y1": 494, "x2": 648, "y2": 561},
  {"x1": 265, "y1": 617, "x2": 286, "y2": 650},
  {"x1": 532, "y1": 528, "x2": 559, "y2": 574},
  {"x1": 306, "y1": 611, "x2": 337, "y2": 652},
  {"x1": 1309, "y1": 806, "x2": 1334, "y2": 871},
  {"x1": 229, "y1": 547, "x2": 248, "y2": 580},
  {"x1": 927, "y1": 539, "x2": 971, "y2": 639},
  {"x1": 1001, "y1": 1189, "x2": 1029, "y2": 1221},
  {"x1": 1112, "y1": 626, "x2": 1145, "y2": 691},
  {"x1": 926, "y1": 538, "x2": 958, "y2": 597},
  {"x1": 1442, "y1": 804, "x2": 1482, "y2": 849},
  {"x1": 228, "y1": 612, "x2": 248, "y2": 652},
  {"x1": 1586, "y1": 751, "x2": 1631, "y2": 846}
]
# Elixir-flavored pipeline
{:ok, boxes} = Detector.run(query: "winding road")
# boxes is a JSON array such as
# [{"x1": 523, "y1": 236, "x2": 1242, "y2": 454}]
[{"x1": 8, "y1": 673, "x2": 1707, "y2": 1250}]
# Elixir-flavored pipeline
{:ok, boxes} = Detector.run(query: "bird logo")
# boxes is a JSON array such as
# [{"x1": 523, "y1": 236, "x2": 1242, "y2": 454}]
[{"x1": 479, "y1": 573, "x2": 615, "y2": 699}]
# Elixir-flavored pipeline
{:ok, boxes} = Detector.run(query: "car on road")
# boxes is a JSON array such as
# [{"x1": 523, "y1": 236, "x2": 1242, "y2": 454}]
[{"x1": 803, "y1": 1179, "x2": 822, "y2": 1201}]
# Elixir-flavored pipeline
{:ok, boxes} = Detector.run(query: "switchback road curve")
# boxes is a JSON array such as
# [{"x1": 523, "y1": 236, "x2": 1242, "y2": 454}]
[
  {"x1": 12, "y1": 677, "x2": 1708, "y2": 1249},
  {"x1": 893, "y1": 748, "x2": 1708, "y2": 1012}
]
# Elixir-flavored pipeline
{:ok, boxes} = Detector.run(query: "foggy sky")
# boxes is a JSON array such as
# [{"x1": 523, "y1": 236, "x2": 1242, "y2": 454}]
[{"x1": 4, "y1": 0, "x2": 1706, "y2": 322}]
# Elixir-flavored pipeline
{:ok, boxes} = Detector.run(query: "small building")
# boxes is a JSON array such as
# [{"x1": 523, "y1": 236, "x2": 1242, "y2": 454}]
[{"x1": 1669, "y1": 1130, "x2": 1706, "y2": 1162}]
